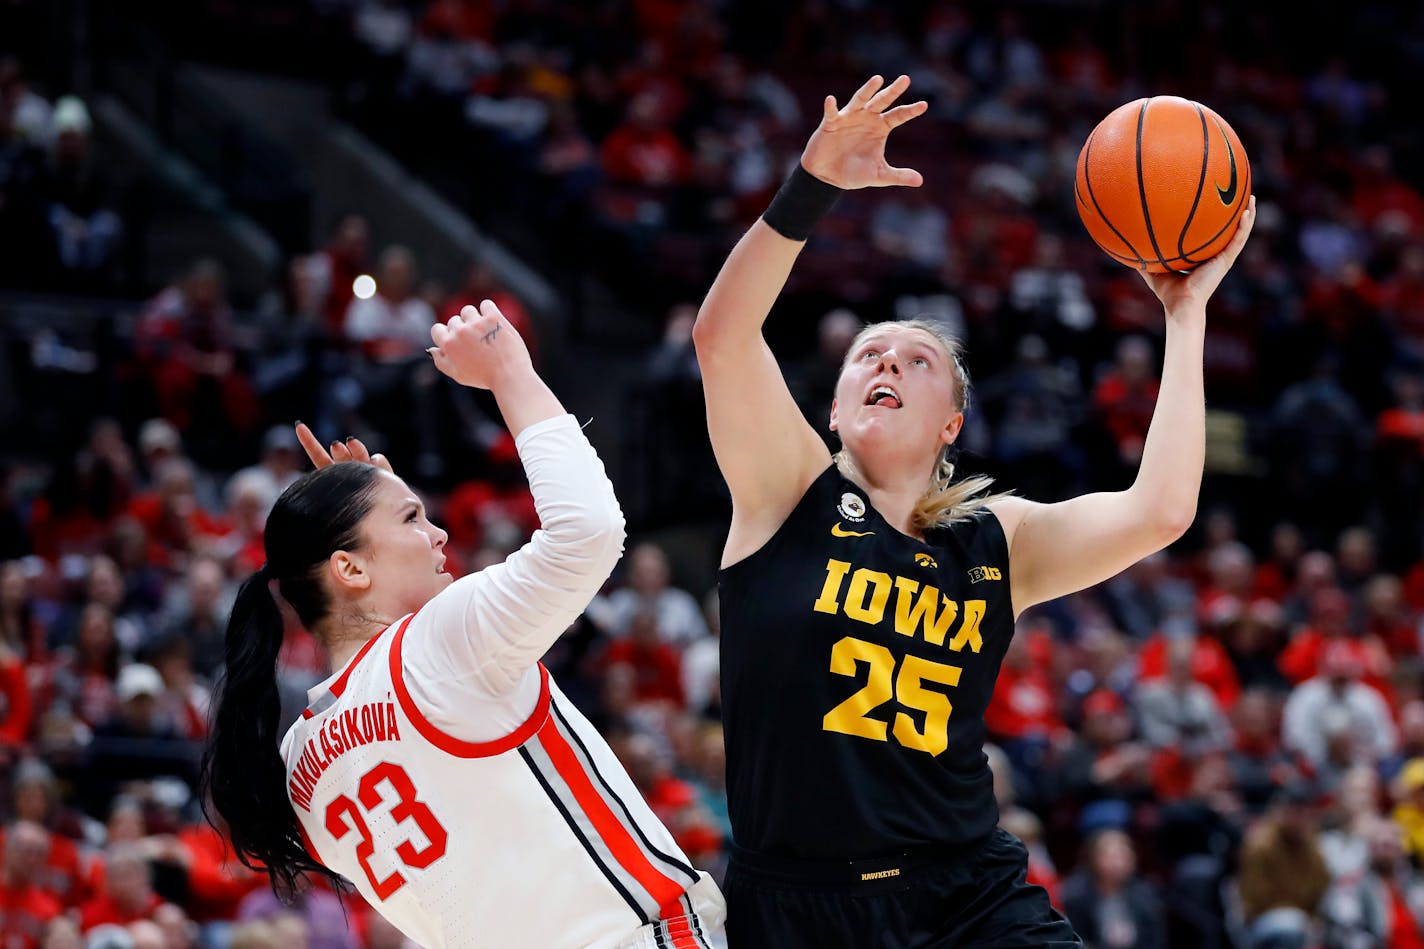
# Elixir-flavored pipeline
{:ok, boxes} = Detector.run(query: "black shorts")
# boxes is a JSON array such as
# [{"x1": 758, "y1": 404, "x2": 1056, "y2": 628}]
[{"x1": 723, "y1": 828, "x2": 1082, "y2": 949}]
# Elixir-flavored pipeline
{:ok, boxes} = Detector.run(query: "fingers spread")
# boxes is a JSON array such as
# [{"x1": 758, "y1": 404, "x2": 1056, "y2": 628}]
[
  {"x1": 346, "y1": 437, "x2": 373, "y2": 464},
  {"x1": 371, "y1": 453, "x2": 393, "y2": 474},
  {"x1": 867, "y1": 74, "x2": 912, "y2": 113},
  {"x1": 329, "y1": 441, "x2": 352, "y2": 463},
  {"x1": 823, "y1": 95, "x2": 838, "y2": 121},
  {"x1": 848, "y1": 75, "x2": 884, "y2": 110},
  {"x1": 884, "y1": 100, "x2": 929, "y2": 129},
  {"x1": 882, "y1": 165, "x2": 924, "y2": 188}
]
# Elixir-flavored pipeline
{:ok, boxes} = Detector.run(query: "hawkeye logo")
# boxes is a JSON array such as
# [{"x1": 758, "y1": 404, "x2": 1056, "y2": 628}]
[
  {"x1": 838, "y1": 492, "x2": 866, "y2": 523},
  {"x1": 832, "y1": 523, "x2": 874, "y2": 538},
  {"x1": 968, "y1": 566, "x2": 1002, "y2": 583},
  {"x1": 914, "y1": 553, "x2": 938, "y2": 568}
]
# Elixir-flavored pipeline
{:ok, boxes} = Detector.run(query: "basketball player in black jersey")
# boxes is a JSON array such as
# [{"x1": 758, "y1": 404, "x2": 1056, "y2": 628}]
[{"x1": 692, "y1": 74, "x2": 1256, "y2": 948}]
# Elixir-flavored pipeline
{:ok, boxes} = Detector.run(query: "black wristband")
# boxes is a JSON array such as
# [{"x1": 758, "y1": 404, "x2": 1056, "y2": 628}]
[{"x1": 761, "y1": 165, "x2": 844, "y2": 241}]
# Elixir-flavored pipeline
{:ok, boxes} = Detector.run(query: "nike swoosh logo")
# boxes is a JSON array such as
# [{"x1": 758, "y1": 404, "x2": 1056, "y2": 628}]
[
  {"x1": 1214, "y1": 119, "x2": 1238, "y2": 206},
  {"x1": 831, "y1": 523, "x2": 874, "y2": 538}
]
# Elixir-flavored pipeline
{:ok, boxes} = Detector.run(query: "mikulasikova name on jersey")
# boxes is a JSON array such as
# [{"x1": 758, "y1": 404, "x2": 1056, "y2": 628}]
[{"x1": 288, "y1": 700, "x2": 401, "y2": 811}]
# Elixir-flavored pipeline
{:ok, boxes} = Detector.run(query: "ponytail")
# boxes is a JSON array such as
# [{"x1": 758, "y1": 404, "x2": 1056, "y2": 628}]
[
  {"x1": 202, "y1": 461, "x2": 381, "y2": 898},
  {"x1": 203, "y1": 566, "x2": 343, "y2": 897}
]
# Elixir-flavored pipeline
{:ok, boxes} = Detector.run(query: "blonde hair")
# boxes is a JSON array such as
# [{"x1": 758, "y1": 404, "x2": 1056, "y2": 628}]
[{"x1": 833, "y1": 319, "x2": 1011, "y2": 532}]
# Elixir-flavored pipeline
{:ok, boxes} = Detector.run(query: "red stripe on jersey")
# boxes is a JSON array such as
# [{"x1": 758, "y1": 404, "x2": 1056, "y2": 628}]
[
  {"x1": 389, "y1": 616, "x2": 551, "y2": 757},
  {"x1": 302, "y1": 616, "x2": 398, "y2": 718},
  {"x1": 536, "y1": 718, "x2": 687, "y2": 920},
  {"x1": 665, "y1": 916, "x2": 701, "y2": 948}
]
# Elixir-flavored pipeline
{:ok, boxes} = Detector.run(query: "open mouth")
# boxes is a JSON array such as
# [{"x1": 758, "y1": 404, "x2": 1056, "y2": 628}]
[
  {"x1": 436, "y1": 559, "x2": 447, "y2": 575},
  {"x1": 865, "y1": 384, "x2": 903, "y2": 409}
]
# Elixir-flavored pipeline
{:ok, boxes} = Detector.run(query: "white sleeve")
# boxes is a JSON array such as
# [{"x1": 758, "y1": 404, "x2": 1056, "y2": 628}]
[{"x1": 399, "y1": 414, "x2": 625, "y2": 733}]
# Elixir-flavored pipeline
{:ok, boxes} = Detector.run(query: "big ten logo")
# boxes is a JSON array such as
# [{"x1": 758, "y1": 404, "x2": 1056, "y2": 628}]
[{"x1": 967, "y1": 566, "x2": 1001, "y2": 584}]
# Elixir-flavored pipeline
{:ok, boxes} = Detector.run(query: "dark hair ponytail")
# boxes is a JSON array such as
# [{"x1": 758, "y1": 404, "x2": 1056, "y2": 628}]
[{"x1": 202, "y1": 462, "x2": 383, "y2": 898}]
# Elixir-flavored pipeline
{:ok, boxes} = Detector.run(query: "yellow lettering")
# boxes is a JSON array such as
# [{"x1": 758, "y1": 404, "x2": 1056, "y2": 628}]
[
  {"x1": 948, "y1": 599, "x2": 986, "y2": 653},
  {"x1": 892, "y1": 577, "x2": 958, "y2": 645},
  {"x1": 844, "y1": 569, "x2": 892, "y2": 625},
  {"x1": 813, "y1": 559, "x2": 852, "y2": 615}
]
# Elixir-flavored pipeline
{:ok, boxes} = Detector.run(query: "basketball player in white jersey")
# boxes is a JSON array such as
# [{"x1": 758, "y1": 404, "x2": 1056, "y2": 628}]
[{"x1": 202, "y1": 301, "x2": 724, "y2": 949}]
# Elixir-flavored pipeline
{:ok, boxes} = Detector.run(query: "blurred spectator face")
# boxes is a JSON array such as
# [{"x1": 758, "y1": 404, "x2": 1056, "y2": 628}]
[
  {"x1": 129, "y1": 921, "x2": 164, "y2": 949},
  {"x1": 107, "y1": 798, "x2": 146, "y2": 842},
  {"x1": 1322, "y1": 639, "x2": 1364, "y2": 686},
  {"x1": 1270, "y1": 523, "x2": 1305, "y2": 565},
  {"x1": 156, "y1": 462, "x2": 198, "y2": 524},
  {"x1": 602, "y1": 663, "x2": 636, "y2": 716},
  {"x1": 1233, "y1": 691, "x2": 1277, "y2": 746},
  {"x1": 1338, "y1": 766, "x2": 1379, "y2": 816},
  {"x1": 1165, "y1": 636, "x2": 1195, "y2": 687},
  {"x1": 663, "y1": 303, "x2": 696, "y2": 346},
  {"x1": 0, "y1": 560, "x2": 27, "y2": 610},
  {"x1": 108, "y1": 518, "x2": 150, "y2": 573},
  {"x1": 377, "y1": 247, "x2": 417, "y2": 301},
  {"x1": 151, "y1": 903, "x2": 195, "y2": 949},
  {"x1": 818, "y1": 309, "x2": 862, "y2": 364},
  {"x1": 13, "y1": 760, "x2": 56, "y2": 822},
  {"x1": 331, "y1": 215, "x2": 369, "y2": 263},
  {"x1": 1336, "y1": 528, "x2": 1376, "y2": 578},
  {"x1": 1367, "y1": 819, "x2": 1404, "y2": 872},
  {"x1": 628, "y1": 611, "x2": 661, "y2": 648},
  {"x1": 182, "y1": 260, "x2": 226, "y2": 314},
  {"x1": 270, "y1": 914, "x2": 307, "y2": 949},
  {"x1": 1082, "y1": 690, "x2": 1129, "y2": 745},
  {"x1": 228, "y1": 921, "x2": 278, "y2": 949},
  {"x1": 1295, "y1": 552, "x2": 1337, "y2": 596},
  {"x1": 618, "y1": 734, "x2": 663, "y2": 792},
  {"x1": 188, "y1": 558, "x2": 225, "y2": 617},
  {"x1": 694, "y1": 726, "x2": 725, "y2": 785},
  {"x1": 628, "y1": 544, "x2": 671, "y2": 596},
  {"x1": 1311, "y1": 588, "x2": 1351, "y2": 636},
  {"x1": 1116, "y1": 336, "x2": 1154, "y2": 384},
  {"x1": 41, "y1": 917, "x2": 82, "y2": 949},
  {"x1": 1089, "y1": 830, "x2": 1136, "y2": 888},
  {"x1": 88, "y1": 555, "x2": 125, "y2": 609},
  {"x1": 1208, "y1": 543, "x2": 1254, "y2": 595},
  {"x1": 3, "y1": 820, "x2": 48, "y2": 884},
  {"x1": 1400, "y1": 702, "x2": 1424, "y2": 750},
  {"x1": 1364, "y1": 575, "x2": 1404, "y2": 620},
  {"x1": 1203, "y1": 509, "x2": 1238, "y2": 549},
  {"x1": 105, "y1": 848, "x2": 154, "y2": 911},
  {"x1": 77, "y1": 603, "x2": 116, "y2": 664}
]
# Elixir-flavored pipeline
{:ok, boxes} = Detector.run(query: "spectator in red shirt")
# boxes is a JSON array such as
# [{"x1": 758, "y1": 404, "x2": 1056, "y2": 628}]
[
  {"x1": 602, "y1": 611, "x2": 685, "y2": 707},
  {"x1": 1138, "y1": 626, "x2": 1242, "y2": 711},
  {"x1": 1364, "y1": 575, "x2": 1421, "y2": 660},
  {"x1": 600, "y1": 91, "x2": 691, "y2": 189},
  {"x1": 78, "y1": 845, "x2": 164, "y2": 933},
  {"x1": 1254, "y1": 522, "x2": 1306, "y2": 603},
  {"x1": 1093, "y1": 335, "x2": 1160, "y2": 467},
  {"x1": 125, "y1": 460, "x2": 231, "y2": 572},
  {"x1": 0, "y1": 643, "x2": 31, "y2": 755},
  {"x1": 0, "y1": 821, "x2": 63, "y2": 949},
  {"x1": 1279, "y1": 587, "x2": 1393, "y2": 698}
]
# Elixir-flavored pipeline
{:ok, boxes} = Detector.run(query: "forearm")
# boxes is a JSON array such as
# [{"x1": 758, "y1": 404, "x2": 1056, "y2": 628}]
[
  {"x1": 1129, "y1": 307, "x2": 1207, "y2": 532},
  {"x1": 693, "y1": 220, "x2": 806, "y2": 351},
  {"x1": 491, "y1": 366, "x2": 567, "y2": 438}
]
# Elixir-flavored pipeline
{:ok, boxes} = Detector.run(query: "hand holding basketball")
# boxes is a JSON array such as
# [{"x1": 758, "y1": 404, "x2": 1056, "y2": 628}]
[
  {"x1": 800, "y1": 75, "x2": 928, "y2": 190},
  {"x1": 430, "y1": 301, "x2": 534, "y2": 392},
  {"x1": 1139, "y1": 196, "x2": 1256, "y2": 316}
]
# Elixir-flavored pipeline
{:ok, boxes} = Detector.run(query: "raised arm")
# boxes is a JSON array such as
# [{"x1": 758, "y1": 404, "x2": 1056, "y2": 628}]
[
  {"x1": 300, "y1": 303, "x2": 625, "y2": 696},
  {"x1": 992, "y1": 199, "x2": 1257, "y2": 616},
  {"x1": 693, "y1": 75, "x2": 928, "y2": 565}
]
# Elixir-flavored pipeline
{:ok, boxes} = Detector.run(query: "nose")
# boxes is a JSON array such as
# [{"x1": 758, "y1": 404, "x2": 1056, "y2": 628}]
[
  {"x1": 878, "y1": 349, "x2": 902, "y2": 375},
  {"x1": 432, "y1": 525, "x2": 448, "y2": 549}
]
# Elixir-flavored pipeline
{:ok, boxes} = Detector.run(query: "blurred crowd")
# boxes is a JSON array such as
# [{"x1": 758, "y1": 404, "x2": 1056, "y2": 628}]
[{"x1": 4, "y1": 1, "x2": 1424, "y2": 948}]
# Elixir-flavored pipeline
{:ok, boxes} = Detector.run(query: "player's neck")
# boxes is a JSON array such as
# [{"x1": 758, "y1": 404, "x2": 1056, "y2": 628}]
[
  {"x1": 320, "y1": 616, "x2": 389, "y2": 673},
  {"x1": 840, "y1": 453, "x2": 933, "y2": 539}
]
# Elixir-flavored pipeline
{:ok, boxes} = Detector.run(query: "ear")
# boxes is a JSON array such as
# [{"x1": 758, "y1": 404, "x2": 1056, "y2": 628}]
[
  {"x1": 829, "y1": 398, "x2": 839, "y2": 433},
  {"x1": 328, "y1": 550, "x2": 372, "y2": 594},
  {"x1": 940, "y1": 411, "x2": 964, "y2": 447}
]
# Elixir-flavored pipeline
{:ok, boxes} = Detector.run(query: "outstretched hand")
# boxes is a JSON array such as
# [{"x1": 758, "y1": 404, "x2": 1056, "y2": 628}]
[
  {"x1": 295, "y1": 422, "x2": 394, "y2": 474},
  {"x1": 1140, "y1": 196, "x2": 1257, "y2": 315},
  {"x1": 801, "y1": 74, "x2": 928, "y2": 190}
]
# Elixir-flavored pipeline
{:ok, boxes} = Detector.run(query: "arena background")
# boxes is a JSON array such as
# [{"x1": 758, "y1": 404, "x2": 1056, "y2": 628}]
[{"x1": 2, "y1": 1, "x2": 1424, "y2": 947}]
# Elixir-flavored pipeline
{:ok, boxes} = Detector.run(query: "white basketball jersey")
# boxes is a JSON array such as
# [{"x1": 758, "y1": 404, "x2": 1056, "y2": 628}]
[{"x1": 276, "y1": 415, "x2": 724, "y2": 949}]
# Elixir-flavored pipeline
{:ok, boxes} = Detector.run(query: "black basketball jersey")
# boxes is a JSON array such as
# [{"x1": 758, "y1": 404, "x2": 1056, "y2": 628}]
[{"x1": 718, "y1": 465, "x2": 1015, "y2": 860}]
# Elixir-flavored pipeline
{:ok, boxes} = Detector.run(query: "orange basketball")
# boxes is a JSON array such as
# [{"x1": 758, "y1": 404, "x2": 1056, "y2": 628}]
[{"x1": 1075, "y1": 96, "x2": 1251, "y2": 273}]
